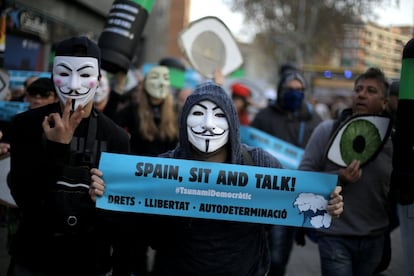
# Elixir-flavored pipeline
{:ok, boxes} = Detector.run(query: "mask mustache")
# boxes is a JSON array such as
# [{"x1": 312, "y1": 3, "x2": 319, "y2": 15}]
[
  {"x1": 192, "y1": 128, "x2": 225, "y2": 136},
  {"x1": 60, "y1": 89, "x2": 89, "y2": 96}
]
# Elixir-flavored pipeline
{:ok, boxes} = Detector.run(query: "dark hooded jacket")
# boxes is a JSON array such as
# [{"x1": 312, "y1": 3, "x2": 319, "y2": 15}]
[
  {"x1": 152, "y1": 81, "x2": 283, "y2": 276},
  {"x1": 251, "y1": 71, "x2": 322, "y2": 148}
]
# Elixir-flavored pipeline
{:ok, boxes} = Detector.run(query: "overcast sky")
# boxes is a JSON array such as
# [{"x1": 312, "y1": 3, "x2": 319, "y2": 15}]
[{"x1": 189, "y1": 0, "x2": 414, "y2": 42}]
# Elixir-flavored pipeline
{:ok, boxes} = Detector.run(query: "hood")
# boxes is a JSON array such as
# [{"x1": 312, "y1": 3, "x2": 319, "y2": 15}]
[
  {"x1": 276, "y1": 71, "x2": 307, "y2": 104},
  {"x1": 178, "y1": 81, "x2": 242, "y2": 164}
]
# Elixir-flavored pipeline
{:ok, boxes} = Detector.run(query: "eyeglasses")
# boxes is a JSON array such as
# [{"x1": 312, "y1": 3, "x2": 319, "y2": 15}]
[{"x1": 27, "y1": 90, "x2": 53, "y2": 98}]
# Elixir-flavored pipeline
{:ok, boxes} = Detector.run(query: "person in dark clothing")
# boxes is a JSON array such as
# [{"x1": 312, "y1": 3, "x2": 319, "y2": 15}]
[
  {"x1": 106, "y1": 66, "x2": 178, "y2": 276},
  {"x1": 110, "y1": 65, "x2": 179, "y2": 275},
  {"x1": 250, "y1": 69, "x2": 322, "y2": 276},
  {"x1": 389, "y1": 77, "x2": 414, "y2": 276},
  {"x1": 374, "y1": 79, "x2": 400, "y2": 274},
  {"x1": 90, "y1": 81, "x2": 344, "y2": 276},
  {"x1": 7, "y1": 36, "x2": 130, "y2": 276}
]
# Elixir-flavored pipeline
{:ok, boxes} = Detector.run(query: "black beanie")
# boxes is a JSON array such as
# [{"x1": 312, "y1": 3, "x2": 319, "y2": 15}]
[
  {"x1": 27, "y1": 77, "x2": 55, "y2": 94},
  {"x1": 54, "y1": 36, "x2": 101, "y2": 67}
]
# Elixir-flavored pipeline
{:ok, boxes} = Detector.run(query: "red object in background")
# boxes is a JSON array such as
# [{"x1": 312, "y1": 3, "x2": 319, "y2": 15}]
[
  {"x1": 231, "y1": 82, "x2": 251, "y2": 125},
  {"x1": 231, "y1": 82, "x2": 250, "y2": 98}
]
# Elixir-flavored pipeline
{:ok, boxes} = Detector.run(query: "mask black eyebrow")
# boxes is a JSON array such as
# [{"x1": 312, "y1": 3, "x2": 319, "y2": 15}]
[
  {"x1": 77, "y1": 65, "x2": 94, "y2": 72},
  {"x1": 196, "y1": 102, "x2": 219, "y2": 110},
  {"x1": 196, "y1": 103, "x2": 207, "y2": 110},
  {"x1": 57, "y1": 64, "x2": 72, "y2": 71}
]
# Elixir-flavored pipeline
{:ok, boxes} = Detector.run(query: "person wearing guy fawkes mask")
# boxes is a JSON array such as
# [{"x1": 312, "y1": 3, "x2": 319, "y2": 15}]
[
  {"x1": 114, "y1": 65, "x2": 179, "y2": 157},
  {"x1": 90, "y1": 81, "x2": 344, "y2": 275},
  {"x1": 250, "y1": 70, "x2": 322, "y2": 276},
  {"x1": 112, "y1": 65, "x2": 179, "y2": 276},
  {"x1": 8, "y1": 36, "x2": 130, "y2": 276}
]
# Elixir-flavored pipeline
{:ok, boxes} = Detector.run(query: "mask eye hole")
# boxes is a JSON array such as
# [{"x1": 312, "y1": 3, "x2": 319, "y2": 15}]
[
  {"x1": 192, "y1": 111, "x2": 203, "y2": 116},
  {"x1": 326, "y1": 115, "x2": 392, "y2": 167}
]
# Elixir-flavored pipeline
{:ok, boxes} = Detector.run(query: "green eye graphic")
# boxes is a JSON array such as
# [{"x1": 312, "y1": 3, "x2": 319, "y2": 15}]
[{"x1": 326, "y1": 115, "x2": 392, "y2": 167}]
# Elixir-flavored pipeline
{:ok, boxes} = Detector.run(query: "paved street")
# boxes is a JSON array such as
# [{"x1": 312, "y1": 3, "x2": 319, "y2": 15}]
[{"x1": 0, "y1": 225, "x2": 404, "y2": 275}]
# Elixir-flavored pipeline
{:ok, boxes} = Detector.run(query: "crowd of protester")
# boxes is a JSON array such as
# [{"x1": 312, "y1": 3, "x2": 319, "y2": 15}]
[{"x1": 0, "y1": 34, "x2": 411, "y2": 276}]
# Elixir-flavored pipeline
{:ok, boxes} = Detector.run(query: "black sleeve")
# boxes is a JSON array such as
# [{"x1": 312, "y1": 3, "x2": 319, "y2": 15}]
[{"x1": 9, "y1": 111, "x2": 70, "y2": 211}]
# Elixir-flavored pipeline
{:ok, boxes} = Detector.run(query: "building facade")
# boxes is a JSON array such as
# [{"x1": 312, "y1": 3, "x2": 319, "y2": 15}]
[
  {"x1": 340, "y1": 22, "x2": 412, "y2": 79},
  {"x1": 1, "y1": 0, "x2": 190, "y2": 80}
]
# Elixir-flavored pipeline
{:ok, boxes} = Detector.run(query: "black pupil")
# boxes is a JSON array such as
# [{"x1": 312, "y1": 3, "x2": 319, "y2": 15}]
[{"x1": 353, "y1": 135, "x2": 366, "y2": 153}]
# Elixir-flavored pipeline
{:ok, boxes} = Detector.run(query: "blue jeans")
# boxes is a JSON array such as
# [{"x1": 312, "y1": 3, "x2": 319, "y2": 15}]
[
  {"x1": 318, "y1": 234, "x2": 384, "y2": 276},
  {"x1": 267, "y1": 225, "x2": 296, "y2": 276},
  {"x1": 398, "y1": 203, "x2": 414, "y2": 276}
]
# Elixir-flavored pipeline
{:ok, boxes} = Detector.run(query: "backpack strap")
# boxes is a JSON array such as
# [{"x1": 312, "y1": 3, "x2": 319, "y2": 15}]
[{"x1": 82, "y1": 110, "x2": 98, "y2": 166}]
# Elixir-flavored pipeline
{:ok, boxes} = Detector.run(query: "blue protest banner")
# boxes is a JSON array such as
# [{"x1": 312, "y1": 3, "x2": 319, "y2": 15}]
[
  {"x1": 8, "y1": 70, "x2": 51, "y2": 89},
  {"x1": 240, "y1": 125, "x2": 304, "y2": 169},
  {"x1": 0, "y1": 100, "x2": 29, "y2": 121},
  {"x1": 97, "y1": 152, "x2": 338, "y2": 229}
]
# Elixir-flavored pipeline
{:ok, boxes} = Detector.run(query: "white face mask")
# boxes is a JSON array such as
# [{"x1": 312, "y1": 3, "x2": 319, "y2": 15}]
[
  {"x1": 144, "y1": 66, "x2": 170, "y2": 99},
  {"x1": 187, "y1": 100, "x2": 229, "y2": 153},
  {"x1": 94, "y1": 70, "x2": 110, "y2": 103},
  {"x1": 53, "y1": 56, "x2": 100, "y2": 111}
]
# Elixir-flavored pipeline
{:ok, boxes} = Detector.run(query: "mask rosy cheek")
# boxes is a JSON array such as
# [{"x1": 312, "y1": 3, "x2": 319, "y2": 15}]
[
  {"x1": 89, "y1": 81, "x2": 97, "y2": 88},
  {"x1": 54, "y1": 79, "x2": 62, "y2": 86}
]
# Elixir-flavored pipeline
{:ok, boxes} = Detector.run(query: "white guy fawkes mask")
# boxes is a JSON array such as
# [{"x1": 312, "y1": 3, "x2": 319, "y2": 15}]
[
  {"x1": 187, "y1": 100, "x2": 229, "y2": 153},
  {"x1": 94, "y1": 70, "x2": 110, "y2": 103},
  {"x1": 53, "y1": 56, "x2": 100, "y2": 111},
  {"x1": 144, "y1": 66, "x2": 170, "y2": 99}
]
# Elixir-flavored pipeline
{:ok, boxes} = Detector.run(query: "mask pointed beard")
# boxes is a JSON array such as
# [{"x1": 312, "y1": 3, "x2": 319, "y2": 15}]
[
  {"x1": 190, "y1": 141, "x2": 226, "y2": 159},
  {"x1": 205, "y1": 139, "x2": 210, "y2": 152}
]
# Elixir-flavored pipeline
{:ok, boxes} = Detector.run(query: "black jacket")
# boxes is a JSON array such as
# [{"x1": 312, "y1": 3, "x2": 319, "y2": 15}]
[
  {"x1": 152, "y1": 82, "x2": 283, "y2": 276},
  {"x1": 9, "y1": 102, "x2": 130, "y2": 275}
]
